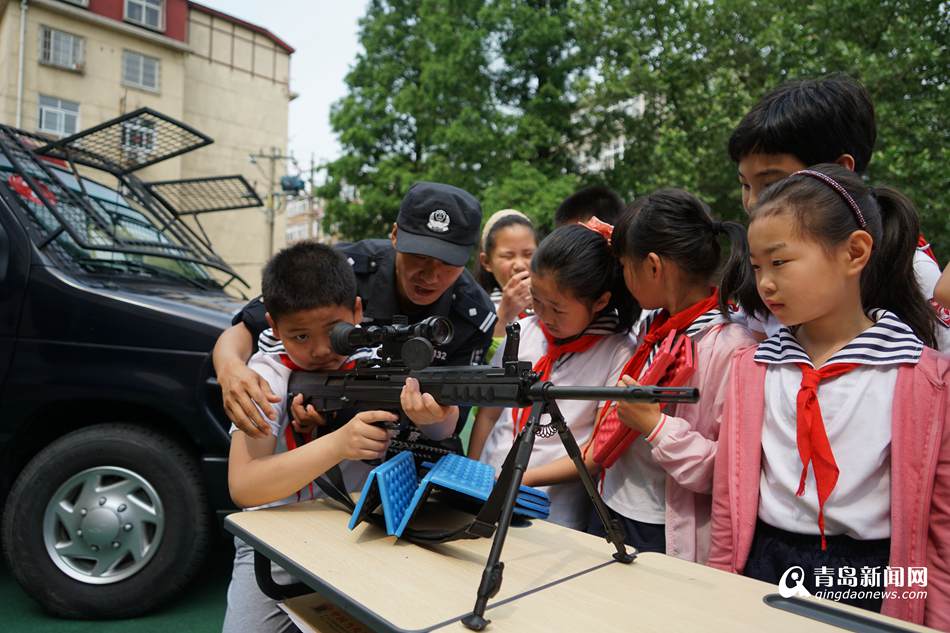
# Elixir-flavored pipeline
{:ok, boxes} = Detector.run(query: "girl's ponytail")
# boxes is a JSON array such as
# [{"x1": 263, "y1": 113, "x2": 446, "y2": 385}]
[
  {"x1": 614, "y1": 189, "x2": 751, "y2": 318},
  {"x1": 717, "y1": 220, "x2": 760, "y2": 318},
  {"x1": 607, "y1": 253, "x2": 640, "y2": 331},
  {"x1": 864, "y1": 186, "x2": 937, "y2": 347}
]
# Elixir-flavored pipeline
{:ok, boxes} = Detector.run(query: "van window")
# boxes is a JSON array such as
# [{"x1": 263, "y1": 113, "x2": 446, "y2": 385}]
[{"x1": 0, "y1": 155, "x2": 222, "y2": 289}]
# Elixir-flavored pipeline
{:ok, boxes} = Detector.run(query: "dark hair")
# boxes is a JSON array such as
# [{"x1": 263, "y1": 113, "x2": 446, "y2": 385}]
[
  {"x1": 721, "y1": 164, "x2": 937, "y2": 347},
  {"x1": 555, "y1": 185, "x2": 625, "y2": 225},
  {"x1": 729, "y1": 74, "x2": 876, "y2": 173},
  {"x1": 531, "y1": 224, "x2": 638, "y2": 331},
  {"x1": 612, "y1": 189, "x2": 748, "y2": 317},
  {"x1": 261, "y1": 240, "x2": 357, "y2": 321},
  {"x1": 478, "y1": 214, "x2": 537, "y2": 292}
]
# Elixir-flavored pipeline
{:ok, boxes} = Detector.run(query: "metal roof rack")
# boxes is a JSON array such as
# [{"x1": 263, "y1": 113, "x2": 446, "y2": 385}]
[
  {"x1": 145, "y1": 175, "x2": 262, "y2": 215},
  {"x1": 33, "y1": 108, "x2": 212, "y2": 175},
  {"x1": 0, "y1": 116, "x2": 249, "y2": 291}
]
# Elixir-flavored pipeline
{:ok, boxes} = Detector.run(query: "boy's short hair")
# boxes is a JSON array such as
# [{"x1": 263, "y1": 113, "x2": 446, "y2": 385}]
[
  {"x1": 728, "y1": 74, "x2": 876, "y2": 173},
  {"x1": 261, "y1": 240, "x2": 357, "y2": 321},
  {"x1": 554, "y1": 185, "x2": 625, "y2": 225}
]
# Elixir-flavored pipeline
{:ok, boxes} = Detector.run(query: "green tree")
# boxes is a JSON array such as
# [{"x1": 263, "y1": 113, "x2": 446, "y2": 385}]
[
  {"x1": 320, "y1": 0, "x2": 593, "y2": 238},
  {"x1": 322, "y1": 0, "x2": 949, "y2": 258},
  {"x1": 319, "y1": 0, "x2": 498, "y2": 239},
  {"x1": 581, "y1": 0, "x2": 948, "y2": 253}
]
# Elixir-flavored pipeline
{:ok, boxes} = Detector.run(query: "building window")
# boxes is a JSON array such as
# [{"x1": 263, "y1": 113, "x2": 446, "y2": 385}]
[
  {"x1": 40, "y1": 26, "x2": 84, "y2": 71},
  {"x1": 124, "y1": 0, "x2": 163, "y2": 31},
  {"x1": 122, "y1": 51, "x2": 160, "y2": 92},
  {"x1": 38, "y1": 95, "x2": 80, "y2": 137}
]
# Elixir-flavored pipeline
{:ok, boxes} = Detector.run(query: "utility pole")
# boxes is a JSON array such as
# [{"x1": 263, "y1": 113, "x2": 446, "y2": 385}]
[
  {"x1": 249, "y1": 147, "x2": 293, "y2": 258},
  {"x1": 308, "y1": 153, "x2": 318, "y2": 240}
]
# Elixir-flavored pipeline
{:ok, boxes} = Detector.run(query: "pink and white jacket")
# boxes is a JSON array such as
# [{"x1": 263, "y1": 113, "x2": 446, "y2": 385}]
[
  {"x1": 708, "y1": 346, "x2": 950, "y2": 631},
  {"x1": 632, "y1": 322, "x2": 758, "y2": 563}
]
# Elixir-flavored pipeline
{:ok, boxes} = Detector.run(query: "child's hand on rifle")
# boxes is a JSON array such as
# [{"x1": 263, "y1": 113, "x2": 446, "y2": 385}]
[
  {"x1": 289, "y1": 393, "x2": 326, "y2": 436},
  {"x1": 615, "y1": 375, "x2": 662, "y2": 435},
  {"x1": 400, "y1": 377, "x2": 457, "y2": 439},
  {"x1": 330, "y1": 411, "x2": 397, "y2": 461}
]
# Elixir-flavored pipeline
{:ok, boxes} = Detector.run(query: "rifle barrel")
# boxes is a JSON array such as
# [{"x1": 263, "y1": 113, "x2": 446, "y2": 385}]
[{"x1": 532, "y1": 383, "x2": 699, "y2": 403}]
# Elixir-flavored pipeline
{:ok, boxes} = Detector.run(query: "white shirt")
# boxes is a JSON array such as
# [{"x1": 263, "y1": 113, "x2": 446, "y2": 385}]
[
  {"x1": 229, "y1": 339, "x2": 373, "y2": 510},
  {"x1": 479, "y1": 314, "x2": 635, "y2": 530},
  {"x1": 913, "y1": 245, "x2": 941, "y2": 300},
  {"x1": 602, "y1": 308, "x2": 729, "y2": 523},
  {"x1": 913, "y1": 247, "x2": 950, "y2": 352},
  {"x1": 756, "y1": 309, "x2": 923, "y2": 539}
]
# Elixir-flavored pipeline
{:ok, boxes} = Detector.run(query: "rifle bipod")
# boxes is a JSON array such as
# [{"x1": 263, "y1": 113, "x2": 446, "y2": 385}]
[{"x1": 460, "y1": 399, "x2": 636, "y2": 631}]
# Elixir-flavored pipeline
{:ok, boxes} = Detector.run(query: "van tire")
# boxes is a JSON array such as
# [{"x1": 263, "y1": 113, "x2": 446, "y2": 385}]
[{"x1": 1, "y1": 423, "x2": 210, "y2": 618}]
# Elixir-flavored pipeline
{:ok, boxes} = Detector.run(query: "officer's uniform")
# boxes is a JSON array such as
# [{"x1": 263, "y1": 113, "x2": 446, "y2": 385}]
[
  {"x1": 234, "y1": 182, "x2": 497, "y2": 440},
  {"x1": 234, "y1": 238, "x2": 496, "y2": 367}
]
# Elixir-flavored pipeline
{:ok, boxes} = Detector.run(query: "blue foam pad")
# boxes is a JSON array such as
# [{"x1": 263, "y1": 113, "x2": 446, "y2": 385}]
[
  {"x1": 509, "y1": 504, "x2": 548, "y2": 519},
  {"x1": 348, "y1": 451, "x2": 418, "y2": 535},
  {"x1": 393, "y1": 455, "x2": 550, "y2": 536},
  {"x1": 518, "y1": 485, "x2": 550, "y2": 505},
  {"x1": 429, "y1": 454, "x2": 496, "y2": 498},
  {"x1": 352, "y1": 453, "x2": 551, "y2": 539},
  {"x1": 424, "y1": 458, "x2": 551, "y2": 508},
  {"x1": 512, "y1": 494, "x2": 550, "y2": 514}
]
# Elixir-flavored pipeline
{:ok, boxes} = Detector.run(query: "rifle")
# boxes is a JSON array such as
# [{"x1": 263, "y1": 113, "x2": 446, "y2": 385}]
[
  {"x1": 287, "y1": 317, "x2": 700, "y2": 631},
  {"x1": 288, "y1": 317, "x2": 697, "y2": 418}
]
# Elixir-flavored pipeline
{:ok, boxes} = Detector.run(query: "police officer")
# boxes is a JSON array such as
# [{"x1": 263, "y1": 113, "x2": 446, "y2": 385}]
[{"x1": 213, "y1": 182, "x2": 496, "y2": 438}]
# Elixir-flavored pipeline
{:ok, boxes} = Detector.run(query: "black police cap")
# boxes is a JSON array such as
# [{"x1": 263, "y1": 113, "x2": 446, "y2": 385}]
[{"x1": 395, "y1": 182, "x2": 482, "y2": 266}]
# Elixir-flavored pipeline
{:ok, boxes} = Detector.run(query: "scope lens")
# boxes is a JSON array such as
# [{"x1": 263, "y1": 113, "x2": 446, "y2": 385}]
[
  {"x1": 426, "y1": 317, "x2": 453, "y2": 345},
  {"x1": 329, "y1": 322, "x2": 358, "y2": 355}
]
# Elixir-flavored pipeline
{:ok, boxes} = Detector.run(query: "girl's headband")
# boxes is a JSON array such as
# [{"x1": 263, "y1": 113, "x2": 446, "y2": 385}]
[
  {"x1": 481, "y1": 209, "x2": 531, "y2": 249},
  {"x1": 580, "y1": 215, "x2": 614, "y2": 245},
  {"x1": 794, "y1": 169, "x2": 868, "y2": 229}
]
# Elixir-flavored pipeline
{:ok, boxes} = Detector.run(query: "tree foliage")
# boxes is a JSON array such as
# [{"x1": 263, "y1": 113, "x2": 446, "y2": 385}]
[{"x1": 320, "y1": 0, "x2": 949, "y2": 258}]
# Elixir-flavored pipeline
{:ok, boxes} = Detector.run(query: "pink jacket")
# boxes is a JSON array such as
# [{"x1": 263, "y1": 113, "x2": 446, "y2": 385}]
[
  {"x1": 643, "y1": 322, "x2": 758, "y2": 563},
  {"x1": 708, "y1": 346, "x2": 950, "y2": 631}
]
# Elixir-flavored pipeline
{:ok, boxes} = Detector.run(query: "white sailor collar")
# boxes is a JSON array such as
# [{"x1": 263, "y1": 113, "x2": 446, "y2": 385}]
[{"x1": 753, "y1": 309, "x2": 924, "y2": 368}]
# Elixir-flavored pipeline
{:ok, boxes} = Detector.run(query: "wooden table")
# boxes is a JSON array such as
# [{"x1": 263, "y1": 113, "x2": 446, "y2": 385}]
[{"x1": 225, "y1": 500, "x2": 936, "y2": 633}]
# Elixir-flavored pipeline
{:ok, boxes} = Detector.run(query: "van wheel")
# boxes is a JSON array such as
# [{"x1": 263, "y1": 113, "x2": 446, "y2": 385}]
[{"x1": 1, "y1": 424, "x2": 210, "y2": 618}]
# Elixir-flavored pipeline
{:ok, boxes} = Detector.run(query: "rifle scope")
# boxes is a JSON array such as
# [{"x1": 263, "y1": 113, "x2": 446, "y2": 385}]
[{"x1": 330, "y1": 316, "x2": 454, "y2": 370}]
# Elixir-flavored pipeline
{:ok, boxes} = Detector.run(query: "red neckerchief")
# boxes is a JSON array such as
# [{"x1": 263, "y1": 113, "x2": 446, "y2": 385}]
[
  {"x1": 619, "y1": 289, "x2": 719, "y2": 388},
  {"x1": 278, "y1": 354, "x2": 305, "y2": 371},
  {"x1": 280, "y1": 355, "x2": 357, "y2": 500},
  {"x1": 278, "y1": 355, "x2": 357, "y2": 372},
  {"x1": 584, "y1": 289, "x2": 719, "y2": 463},
  {"x1": 510, "y1": 321, "x2": 607, "y2": 438},
  {"x1": 795, "y1": 362, "x2": 860, "y2": 550},
  {"x1": 918, "y1": 234, "x2": 937, "y2": 263}
]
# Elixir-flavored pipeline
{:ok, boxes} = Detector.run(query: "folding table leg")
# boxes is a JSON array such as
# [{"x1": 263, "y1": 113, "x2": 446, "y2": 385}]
[{"x1": 253, "y1": 550, "x2": 312, "y2": 600}]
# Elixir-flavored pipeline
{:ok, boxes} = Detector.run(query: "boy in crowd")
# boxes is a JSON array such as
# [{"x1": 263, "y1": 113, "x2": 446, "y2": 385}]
[
  {"x1": 555, "y1": 185, "x2": 625, "y2": 226},
  {"x1": 729, "y1": 74, "x2": 946, "y2": 347},
  {"x1": 222, "y1": 241, "x2": 456, "y2": 633}
]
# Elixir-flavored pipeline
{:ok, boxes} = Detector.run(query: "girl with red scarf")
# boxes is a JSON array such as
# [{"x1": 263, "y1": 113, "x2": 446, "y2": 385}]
[
  {"x1": 711, "y1": 164, "x2": 948, "y2": 628},
  {"x1": 586, "y1": 189, "x2": 757, "y2": 562},
  {"x1": 468, "y1": 223, "x2": 637, "y2": 530}
]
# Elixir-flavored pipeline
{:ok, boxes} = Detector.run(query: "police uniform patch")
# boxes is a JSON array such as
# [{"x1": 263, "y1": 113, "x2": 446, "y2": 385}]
[{"x1": 427, "y1": 209, "x2": 451, "y2": 233}]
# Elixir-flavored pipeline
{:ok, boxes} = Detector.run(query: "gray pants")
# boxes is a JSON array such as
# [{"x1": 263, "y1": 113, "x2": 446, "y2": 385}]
[{"x1": 222, "y1": 537, "x2": 302, "y2": 633}]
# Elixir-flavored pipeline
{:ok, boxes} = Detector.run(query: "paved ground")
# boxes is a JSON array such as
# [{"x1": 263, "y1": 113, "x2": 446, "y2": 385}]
[{"x1": 3, "y1": 531, "x2": 234, "y2": 633}]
